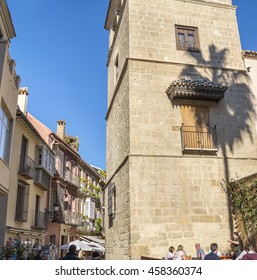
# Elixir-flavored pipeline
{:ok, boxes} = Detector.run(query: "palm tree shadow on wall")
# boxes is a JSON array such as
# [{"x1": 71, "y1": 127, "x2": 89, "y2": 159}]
[{"x1": 176, "y1": 44, "x2": 256, "y2": 234}]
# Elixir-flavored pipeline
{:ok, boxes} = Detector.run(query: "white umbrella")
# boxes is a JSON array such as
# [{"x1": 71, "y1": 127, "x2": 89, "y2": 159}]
[
  {"x1": 60, "y1": 240, "x2": 93, "y2": 251},
  {"x1": 88, "y1": 242, "x2": 105, "y2": 253}
]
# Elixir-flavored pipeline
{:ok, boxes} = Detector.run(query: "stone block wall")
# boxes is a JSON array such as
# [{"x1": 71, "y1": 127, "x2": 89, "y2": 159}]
[{"x1": 105, "y1": 0, "x2": 257, "y2": 259}]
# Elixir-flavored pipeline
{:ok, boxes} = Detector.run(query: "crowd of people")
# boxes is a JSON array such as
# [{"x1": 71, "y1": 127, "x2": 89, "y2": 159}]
[
  {"x1": 164, "y1": 232, "x2": 257, "y2": 260},
  {"x1": 32, "y1": 231, "x2": 257, "y2": 261}
]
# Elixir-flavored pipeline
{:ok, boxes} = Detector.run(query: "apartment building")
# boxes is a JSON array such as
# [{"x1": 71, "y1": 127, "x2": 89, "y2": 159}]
[
  {"x1": 3, "y1": 88, "x2": 54, "y2": 248},
  {"x1": 28, "y1": 115, "x2": 104, "y2": 258},
  {"x1": 104, "y1": 0, "x2": 257, "y2": 259},
  {"x1": 0, "y1": 0, "x2": 20, "y2": 247}
]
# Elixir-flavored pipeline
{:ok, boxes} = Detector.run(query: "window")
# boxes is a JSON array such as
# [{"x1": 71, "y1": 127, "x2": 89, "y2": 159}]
[
  {"x1": 15, "y1": 182, "x2": 30, "y2": 222},
  {"x1": 108, "y1": 183, "x2": 116, "y2": 228},
  {"x1": 55, "y1": 146, "x2": 65, "y2": 178},
  {"x1": 50, "y1": 235, "x2": 56, "y2": 245},
  {"x1": 114, "y1": 55, "x2": 119, "y2": 83},
  {"x1": 35, "y1": 146, "x2": 54, "y2": 174},
  {"x1": 175, "y1": 25, "x2": 200, "y2": 52},
  {"x1": 85, "y1": 197, "x2": 95, "y2": 220},
  {"x1": 0, "y1": 105, "x2": 12, "y2": 163}
]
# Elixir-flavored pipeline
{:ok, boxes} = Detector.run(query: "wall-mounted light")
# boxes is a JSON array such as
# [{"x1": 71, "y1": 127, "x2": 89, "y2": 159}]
[{"x1": 53, "y1": 203, "x2": 59, "y2": 212}]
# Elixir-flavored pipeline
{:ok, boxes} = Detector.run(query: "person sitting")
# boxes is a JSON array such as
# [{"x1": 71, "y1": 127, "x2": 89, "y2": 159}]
[
  {"x1": 165, "y1": 246, "x2": 175, "y2": 260},
  {"x1": 204, "y1": 243, "x2": 221, "y2": 260},
  {"x1": 173, "y1": 245, "x2": 186, "y2": 260},
  {"x1": 61, "y1": 244, "x2": 80, "y2": 260},
  {"x1": 241, "y1": 245, "x2": 257, "y2": 260},
  {"x1": 195, "y1": 243, "x2": 205, "y2": 260}
]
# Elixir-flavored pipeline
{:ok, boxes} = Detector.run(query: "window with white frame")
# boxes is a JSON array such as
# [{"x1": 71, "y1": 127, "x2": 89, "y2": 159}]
[
  {"x1": 85, "y1": 197, "x2": 95, "y2": 220},
  {"x1": 0, "y1": 105, "x2": 12, "y2": 164}
]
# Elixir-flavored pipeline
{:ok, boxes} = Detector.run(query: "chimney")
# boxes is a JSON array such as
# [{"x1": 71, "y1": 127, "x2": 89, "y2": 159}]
[
  {"x1": 57, "y1": 120, "x2": 66, "y2": 140},
  {"x1": 18, "y1": 87, "x2": 29, "y2": 113}
]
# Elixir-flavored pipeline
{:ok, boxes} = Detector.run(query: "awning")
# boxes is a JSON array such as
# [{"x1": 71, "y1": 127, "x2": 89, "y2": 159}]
[
  {"x1": 60, "y1": 240, "x2": 92, "y2": 251},
  {"x1": 77, "y1": 235, "x2": 105, "y2": 252}
]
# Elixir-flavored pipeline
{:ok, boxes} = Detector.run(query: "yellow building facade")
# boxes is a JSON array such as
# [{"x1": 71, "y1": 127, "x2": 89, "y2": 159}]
[{"x1": 0, "y1": 0, "x2": 20, "y2": 247}]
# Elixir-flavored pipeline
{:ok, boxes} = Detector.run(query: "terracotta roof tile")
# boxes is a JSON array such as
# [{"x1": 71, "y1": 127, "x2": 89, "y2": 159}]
[
  {"x1": 242, "y1": 50, "x2": 257, "y2": 60},
  {"x1": 166, "y1": 78, "x2": 227, "y2": 102}
]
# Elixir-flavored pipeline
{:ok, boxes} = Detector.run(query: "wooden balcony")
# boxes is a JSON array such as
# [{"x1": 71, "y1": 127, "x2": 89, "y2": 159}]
[{"x1": 180, "y1": 125, "x2": 218, "y2": 153}]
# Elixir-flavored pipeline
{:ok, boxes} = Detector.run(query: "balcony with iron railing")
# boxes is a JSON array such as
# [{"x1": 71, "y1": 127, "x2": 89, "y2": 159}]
[
  {"x1": 65, "y1": 211, "x2": 81, "y2": 226},
  {"x1": 180, "y1": 125, "x2": 218, "y2": 153},
  {"x1": 18, "y1": 155, "x2": 35, "y2": 179},
  {"x1": 65, "y1": 169, "x2": 80, "y2": 187},
  {"x1": 32, "y1": 210, "x2": 47, "y2": 229}
]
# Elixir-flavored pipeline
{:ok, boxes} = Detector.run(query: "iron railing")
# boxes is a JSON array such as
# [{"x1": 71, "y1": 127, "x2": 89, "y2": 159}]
[
  {"x1": 180, "y1": 125, "x2": 218, "y2": 151},
  {"x1": 65, "y1": 169, "x2": 80, "y2": 187},
  {"x1": 65, "y1": 211, "x2": 81, "y2": 225},
  {"x1": 18, "y1": 154, "x2": 35, "y2": 179},
  {"x1": 32, "y1": 210, "x2": 47, "y2": 229}
]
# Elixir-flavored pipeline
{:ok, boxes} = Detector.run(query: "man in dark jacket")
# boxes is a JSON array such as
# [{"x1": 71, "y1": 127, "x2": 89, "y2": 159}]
[
  {"x1": 62, "y1": 244, "x2": 80, "y2": 260},
  {"x1": 204, "y1": 243, "x2": 221, "y2": 260}
]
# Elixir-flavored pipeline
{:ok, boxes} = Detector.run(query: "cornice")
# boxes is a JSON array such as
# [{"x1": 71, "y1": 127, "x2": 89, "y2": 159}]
[{"x1": 242, "y1": 50, "x2": 257, "y2": 60}]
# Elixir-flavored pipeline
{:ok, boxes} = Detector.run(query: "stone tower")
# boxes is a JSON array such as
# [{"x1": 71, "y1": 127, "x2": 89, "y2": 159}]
[{"x1": 104, "y1": 0, "x2": 256, "y2": 259}]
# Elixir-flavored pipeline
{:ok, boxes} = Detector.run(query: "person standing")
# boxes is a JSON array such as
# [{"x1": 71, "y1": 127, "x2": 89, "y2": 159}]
[
  {"x1": 195, "y1": 243, "x2": 205, "y2": 260},
  {"x1": 204, "y1": 243, "x2": 221, "y2": 260},
  {"x1": 228, "y1": 232, "x2": 243, "y2": 259},
  {"x1": 61, "y1": 244, "x2": 80, "y2": 260}
]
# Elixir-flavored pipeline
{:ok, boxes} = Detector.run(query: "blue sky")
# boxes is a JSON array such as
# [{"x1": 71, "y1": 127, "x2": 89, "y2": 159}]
[
  {"x1": 7, "y1": 0, "x2": 109, "y2": 170},
  {"x1": 6, "y1": 0, "x2": 256, "y2": 170}
]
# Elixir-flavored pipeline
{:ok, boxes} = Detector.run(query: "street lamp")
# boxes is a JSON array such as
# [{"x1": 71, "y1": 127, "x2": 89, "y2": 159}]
[{"x1": 53, "y1": 203, "x2": 59, "y2": 212}]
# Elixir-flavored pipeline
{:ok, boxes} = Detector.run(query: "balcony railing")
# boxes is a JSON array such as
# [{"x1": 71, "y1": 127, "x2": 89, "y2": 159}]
[
  {"x1": 180, "y1": 125, "x2": 218, "y2": 152},
  {"x1": 32, "y1": 210, "x2": 47, "y2": 229},
  {"x1": 34, "y1": 168, "x2": 51, "y2": 191},
  {"x1": 65, "y1": 169, "x2": 80, "y2": 187},
  {"x1": 18, "y1": 155, "x2": 35, "y2": 179},
  {"x1": 54, "y1": 159, "x2": 65, "y2": 179},
  {"x1": 65, "y1": 211, "x2": 81, "y2": 225}
]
